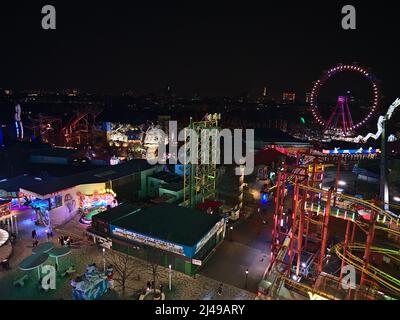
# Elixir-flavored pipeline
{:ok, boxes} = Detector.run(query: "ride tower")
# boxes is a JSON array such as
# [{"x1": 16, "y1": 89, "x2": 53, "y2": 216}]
[
  {"x1": 324, "y1": 96, "x2": 354, "y2": 136},
  {"x1": 309, "y1": 64, "x2": 380, "y2": 141},
  {"x1": 183, "y1": 114, "x2": 220, "y2": 209}
]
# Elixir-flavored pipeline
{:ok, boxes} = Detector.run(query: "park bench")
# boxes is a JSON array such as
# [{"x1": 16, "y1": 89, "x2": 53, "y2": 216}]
[
  {"x1": 62, "y1": 265, "x2": 76, "y2": 277},
  {"x1": 13, "y1": 274, "x2": 29, "y2": 287}
]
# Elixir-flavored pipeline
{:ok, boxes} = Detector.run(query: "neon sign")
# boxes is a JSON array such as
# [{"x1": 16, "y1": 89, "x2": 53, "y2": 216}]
[
  {"x1": 323, "y1": 148, "x2": 380, "y2": 155},
  {"x1": 353, "y1": 98, "x2": 400, "y2": 143},
  {"x1": 308, "y1": 292, "x2": 328, "y2": 300},
  {"x1": 111, "y1": 226, "x2": 185, "y2": 256}
]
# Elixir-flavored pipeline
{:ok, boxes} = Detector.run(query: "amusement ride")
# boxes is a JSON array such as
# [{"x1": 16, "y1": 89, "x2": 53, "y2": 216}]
[
  {"x1": 262, "y1": 64, "x2": 400, "y2": 300},
  {"x1": 310, "y1": 64, "x2": 380, "y2": 141}
]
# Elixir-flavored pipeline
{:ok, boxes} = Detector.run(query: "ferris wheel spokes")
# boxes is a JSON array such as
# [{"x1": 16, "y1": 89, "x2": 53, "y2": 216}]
[
  {"x1": 324, "y1": 96, "x2": 354, "y2": 136},
  {"x1": 310, "y1": 64, "x2": 380, "y2": 140}
]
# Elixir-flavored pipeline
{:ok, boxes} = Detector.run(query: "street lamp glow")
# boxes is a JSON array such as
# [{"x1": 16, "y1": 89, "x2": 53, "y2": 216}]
[
  {"x1": 394, "y1": 196, "x2": 400, "y2": 202},
  {"x1": 338, "y1": 180, "x2": 346, "y2": 186},
  {"x1": 168, "y1": 264, "x2": 172, "y2": 291},
  {"x1": 245, "y1": 269, "x2": 249, "y2": 275}
]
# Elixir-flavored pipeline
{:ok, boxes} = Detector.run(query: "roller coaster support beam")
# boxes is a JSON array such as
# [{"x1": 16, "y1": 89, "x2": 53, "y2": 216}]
[
  {"x1": 318, "y1": 188, "x2": 332, "y2": 273},
  {"x1": 334, "y1": 157, "x2": 341, "y2": 207},
  {"x1": 287, "y1": 175, "x2": 299, "y2": 275},
  {"x1": 270, "y1": 171, "x2": 282, "y2": 267},
  {"x1": 296, "y1": 169, "x2": 308, "y2": 276},
  {"x1": 361, "y1": 209, "x2": 377, "y2": 286},
  {"x1": 380, "y1": 118, "x2": 389, "y2": 210},
  {"x1": 350, "y1": 220, "x2": 356, "y2": 245},
  {"x1": 339, "y1": 219, "x2": 352, "y2": 286}
]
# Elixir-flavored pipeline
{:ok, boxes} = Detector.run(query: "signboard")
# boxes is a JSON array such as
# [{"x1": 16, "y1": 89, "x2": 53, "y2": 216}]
[
  {"x1": 72, "y1": 277, "x2": 108, "y2": 300},
  {"x1": 195, "y1": 219, "x2": 225, "y2": 254},
  {"x1": 98, "y1": 239, "x2": 112, "y2": 250},
  {"x1": 323, "y1": 148, "x2": 380, "y2": 155},
  {"x1": 192, "y1": 259, "x2": 202, "y2": 266},
  {"x1": 110, "y1": 225, "x2": 186, "y2": 257},
  {"x1": 308, "y1": 292, "x2": 328, "y2": 300}
]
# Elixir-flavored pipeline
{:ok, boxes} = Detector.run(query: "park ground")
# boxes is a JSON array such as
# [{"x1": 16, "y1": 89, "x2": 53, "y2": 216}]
[{"x1": 0, "y1": 208, "x2": 261, "y2": 300}]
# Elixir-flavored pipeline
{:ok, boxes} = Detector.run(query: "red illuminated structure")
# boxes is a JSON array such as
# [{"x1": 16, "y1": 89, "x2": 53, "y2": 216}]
[
  {"x1": 310, "y1": 64, "x2": 380, "y2": 137},
  {"x1": 61, "y1": 109, "x2": 102, "y2": 146},
  {"x1": 266, "y1": 152, "x2": 400, "y2": 300},
  {"x1": 324, "y1": 96, "x2": 354, "y2": 135}
]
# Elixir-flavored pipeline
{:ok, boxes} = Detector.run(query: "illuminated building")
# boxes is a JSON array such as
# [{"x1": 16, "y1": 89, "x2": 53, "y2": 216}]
[
  {"x1": 14, "y1": 104, "x2": 24, "y2": 140},
  {"x1": 282, "y1": 92, "x2": 296, "y2": 104},
  {"x1": 78, "y1": 190, "x2": 118, "y2": 224},
  {"x1": 305, "y1": 92, "x2": 311, "y2": 103},
  {"x1": 89, "y1": 203, "x2": 225, "y2": 276},
  {"x1": 19, "y1": 160, "x2": 158, "y2": 226}
]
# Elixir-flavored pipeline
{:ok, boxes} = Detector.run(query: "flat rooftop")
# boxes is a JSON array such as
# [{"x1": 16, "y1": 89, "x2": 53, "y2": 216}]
[
  {"x1": 93, "y1": 203, "x2": 141, "y2": 224},
  {"x1": 0, "y1": 174, "x2": 54, "y2": 193},
  {"x1": 149, "y1": 171, "x2": 183, "y2": 183},
  {"x1": 110, "y1": 203, "x2": 222, "y2": 247},
  {"x1": 21, "y1": 160, "x2": 153, "y2": 196}
]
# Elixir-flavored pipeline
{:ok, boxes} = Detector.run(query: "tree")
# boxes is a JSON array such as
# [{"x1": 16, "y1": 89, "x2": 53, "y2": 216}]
[
  {"x1": 145, "y1": 246, "x2": 161, "y2": 298},
  {"x1": 105, "y1": 249, "x2": 137, "y2": 297}
]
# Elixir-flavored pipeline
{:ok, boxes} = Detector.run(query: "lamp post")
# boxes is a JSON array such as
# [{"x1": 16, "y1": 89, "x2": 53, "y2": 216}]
[
  {"x1": 168, "y1": 264, "x2": 172, "y2": 291},
  {"x1": 102, "y1": 248, "x2": 106, "y2": 272},
  {"x1": 13, "y1": 215, "x2": 18, "y2": 236},
  {"x1": 230, "y1": 226, "x2": 233, "y2": 242},
  {"x1": 245, "y1": 269, "x2": 249, "y2": 289}
]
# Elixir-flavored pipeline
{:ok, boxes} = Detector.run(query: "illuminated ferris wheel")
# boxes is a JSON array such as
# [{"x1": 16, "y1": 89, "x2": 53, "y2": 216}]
[{"x1": 309, "y1": 64, "x2": 380, "y2": 137}]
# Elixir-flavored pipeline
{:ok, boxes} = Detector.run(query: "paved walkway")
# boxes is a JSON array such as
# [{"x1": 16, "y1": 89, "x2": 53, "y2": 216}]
[
  {"x1": 0, "y1": 211, "x2": 255, "y2": 300},
  {"x1": 199, "y1": 201, "x2": 274, "y2": 293}
]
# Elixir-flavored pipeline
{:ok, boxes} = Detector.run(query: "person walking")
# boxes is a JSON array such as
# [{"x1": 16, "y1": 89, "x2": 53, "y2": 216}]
[
  {"x1": 217, "y1": 283, "x2": 223, "y2": 296},
  {"x1": 32, "y1": 229, "x2": 37, "y2": 239}
]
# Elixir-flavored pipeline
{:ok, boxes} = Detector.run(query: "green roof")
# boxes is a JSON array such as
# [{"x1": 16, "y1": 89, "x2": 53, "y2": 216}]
[
  {"x1": 22, "y1": 160, "x2": 152, "y2": 196},
  {"x1": 93, "y1": 203, "x2": 141, "y2": 224},
  {"x1": 110, "y1": 204, "x2": 222, "y2": 247}
]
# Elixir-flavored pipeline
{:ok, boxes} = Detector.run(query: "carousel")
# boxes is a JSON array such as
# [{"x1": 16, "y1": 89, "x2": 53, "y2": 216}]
[{"x1": 78, "y1": 189, "x2": 118, "y2": 225}]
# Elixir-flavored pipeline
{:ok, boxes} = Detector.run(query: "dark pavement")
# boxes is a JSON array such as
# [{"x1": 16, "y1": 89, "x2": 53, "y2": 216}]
[{"x1": 199, "y1": 203, "x2": 274, "y2": 293}]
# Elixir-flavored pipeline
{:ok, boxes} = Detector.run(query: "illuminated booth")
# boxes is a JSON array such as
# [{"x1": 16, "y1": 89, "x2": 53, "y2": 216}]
[
  {"x1": 90, "y1": 203, "x2": 225, "y2": 276},
  {"x1": 0, "y1": 200, "x2": 11, "y2": 219},
  {"x1": 78, "y1": 189, "x2": 118, "y2": 224},
  {"x1": 19, "y1": 160, "x2": 158, "y2": 227}
]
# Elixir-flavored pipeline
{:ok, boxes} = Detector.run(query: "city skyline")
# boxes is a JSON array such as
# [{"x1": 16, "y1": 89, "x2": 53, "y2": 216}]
[{"x1": 0, "y1": 2, "x2": 399, "y2": 101}]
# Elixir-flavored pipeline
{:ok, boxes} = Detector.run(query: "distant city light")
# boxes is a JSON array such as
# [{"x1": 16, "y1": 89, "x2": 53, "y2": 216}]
[{"x1": 323, "y1": 148, "x2": 380, "y2": 155}]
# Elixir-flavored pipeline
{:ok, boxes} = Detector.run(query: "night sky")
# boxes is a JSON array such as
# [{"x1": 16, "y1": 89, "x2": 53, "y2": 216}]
[{"x1": 0, "y1": 1, "x2": 399, "y2": 100}]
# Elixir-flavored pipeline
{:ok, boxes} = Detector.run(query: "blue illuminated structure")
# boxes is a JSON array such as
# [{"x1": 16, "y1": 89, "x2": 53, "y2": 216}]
[
  {"x1": 261, "y1": 193, "x2": 268, "y2": 205},
  {"x1": 323, "y1": 147, "x2": 380, "y2": 155}
]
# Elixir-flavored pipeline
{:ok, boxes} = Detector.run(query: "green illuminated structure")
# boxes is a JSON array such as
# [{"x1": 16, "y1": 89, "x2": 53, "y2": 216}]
[{"x1": 183, "y1": 114, "x2": 220, "y2": 208}]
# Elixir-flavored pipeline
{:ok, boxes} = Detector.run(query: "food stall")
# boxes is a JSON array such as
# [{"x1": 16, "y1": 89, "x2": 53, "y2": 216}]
[
  {"x1": 71, "y1": 263, "x2": 109, "y2": 300},
  {"x1": 78, "y1": 190, "x2": 118, "y2": 225}
]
